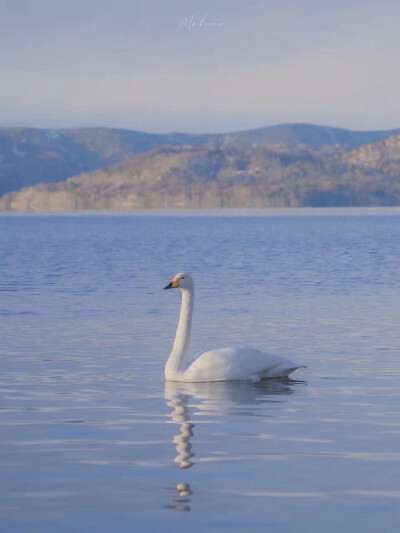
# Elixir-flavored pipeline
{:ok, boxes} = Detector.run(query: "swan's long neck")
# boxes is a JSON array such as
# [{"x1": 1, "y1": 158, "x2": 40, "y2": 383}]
[{"x1": 165, "y1": 287, "x2": 194, "y2": 378}]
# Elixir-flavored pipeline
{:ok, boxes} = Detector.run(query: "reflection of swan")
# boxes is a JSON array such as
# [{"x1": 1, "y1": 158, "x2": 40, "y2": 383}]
[
  {"x1": 165, "y1": 379, "x2": 300, "y2": 419},
  {"x1": 165, "y1": 386, "x2": 195, "y2": 510},
  {"x1": 164, "y1": 379, "x2": 303, "y2": 512},
  {"x1": 166, "y1": 391, "x2": 195, "y2": 469},
  {"x1": 167, "y1": 483, "x2": 192, "y2": 512},
  {"x1": 164, "y1": 379, "x2": 302, "y2": 464},
  {"x1": 163, "y1": 272, "x2": 305, "y2": 382}
]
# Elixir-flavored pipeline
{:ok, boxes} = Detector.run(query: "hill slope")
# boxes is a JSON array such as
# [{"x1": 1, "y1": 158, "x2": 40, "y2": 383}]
[
  {"x1": 1, "y1": 123, "x2": 400, "y2": 199},
  {"x1": 2, "y1": 136, "x2": 400, "y2": 210},
  {"x1": 0, "y1": 127, "x2": 212, "y2": 198}
]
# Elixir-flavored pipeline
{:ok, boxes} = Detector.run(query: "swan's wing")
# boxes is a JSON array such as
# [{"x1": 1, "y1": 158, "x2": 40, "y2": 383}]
[
  {"x1": 190, "y1": 351, "x2": 204, "y2": 361},
  {"x1": 185, "y1": 345, "x2": 302, "y2": 382}
]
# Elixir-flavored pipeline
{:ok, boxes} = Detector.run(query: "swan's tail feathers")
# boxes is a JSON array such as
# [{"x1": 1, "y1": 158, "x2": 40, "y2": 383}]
[
  {"x1": 259, "y1": 363, "x2": 305, "y2": 379},
  {"x1": 285, "y1": 365, "x2": 306, "y2": 376},
  {"x1": 269, "y1": 365, "x2": 306, "y2": 378}
]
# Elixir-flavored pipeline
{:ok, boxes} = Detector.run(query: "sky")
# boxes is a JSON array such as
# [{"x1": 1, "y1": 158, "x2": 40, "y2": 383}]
[{"x1": 1, "y1": 0, "x2": 400, "y2": 133}]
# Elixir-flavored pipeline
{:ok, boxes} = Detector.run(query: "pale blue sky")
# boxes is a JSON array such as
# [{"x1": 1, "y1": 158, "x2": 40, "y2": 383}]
[{"x1": 1, "y1": 0, "x2": 400, "y2": 132}]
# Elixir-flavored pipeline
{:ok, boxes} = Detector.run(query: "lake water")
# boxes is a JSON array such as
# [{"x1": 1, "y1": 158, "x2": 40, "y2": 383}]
[{"x1": 1, "y1": 210, "x2": 400, "y2": 533}]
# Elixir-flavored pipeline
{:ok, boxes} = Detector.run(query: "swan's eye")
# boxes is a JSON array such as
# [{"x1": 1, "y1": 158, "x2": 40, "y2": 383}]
[{"x1": 181, "y1": 277, "x2": 185, "y2": 280}]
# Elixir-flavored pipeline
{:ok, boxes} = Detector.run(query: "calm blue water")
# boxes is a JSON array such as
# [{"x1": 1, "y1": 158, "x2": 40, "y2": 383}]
[{"x1": 1, "y1": 211, "x2": 400, "y2": 533}]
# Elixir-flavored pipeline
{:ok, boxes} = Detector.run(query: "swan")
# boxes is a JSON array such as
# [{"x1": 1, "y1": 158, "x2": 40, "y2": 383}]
[{"x1": 163, "y1": 272, "x2": 305, "y2": 383}]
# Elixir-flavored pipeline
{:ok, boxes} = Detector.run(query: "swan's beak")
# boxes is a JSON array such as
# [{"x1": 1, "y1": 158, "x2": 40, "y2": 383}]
[{"x1": 164, "y1": 278, "x2": 180, "y2": 290}]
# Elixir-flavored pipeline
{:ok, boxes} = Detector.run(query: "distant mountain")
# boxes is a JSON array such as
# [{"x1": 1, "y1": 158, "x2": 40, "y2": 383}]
[
  {"x1": 223, "y1": 123, "x2": 400, "y2": 150},
  {"x1": 1, "y1": 123, "x2": 400, "y2": 199},
  {"x1": 0, "y1": 127, "x2": 212, "y2": 198},
  {"x1": 2, "y1": 135, "x2": 400, "y2": 211}
]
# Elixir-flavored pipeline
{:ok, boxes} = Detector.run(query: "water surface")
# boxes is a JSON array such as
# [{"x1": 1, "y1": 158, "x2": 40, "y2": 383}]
[{"x1": 1, "y1": 211, "x2": 400, "y2": 532}]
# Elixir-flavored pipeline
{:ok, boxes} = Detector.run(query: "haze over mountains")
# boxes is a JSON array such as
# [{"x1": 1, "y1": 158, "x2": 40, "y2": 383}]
[{"x1": 1, "y1": 123, "x2": 400, "y2": 210}]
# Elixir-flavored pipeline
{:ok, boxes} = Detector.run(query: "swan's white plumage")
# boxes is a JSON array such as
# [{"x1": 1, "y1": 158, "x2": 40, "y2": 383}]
[
  {"x1": 185, "y1": 346, "x2": 301, "y2": 382},
  {"x1": 164, "y1": 272, "x2": 304, "y2": 383}
]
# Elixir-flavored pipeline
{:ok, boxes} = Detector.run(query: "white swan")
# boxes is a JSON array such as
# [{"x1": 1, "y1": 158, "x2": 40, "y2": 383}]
[{"x1": 163, "y1": 272, "x2": 305, "y2": 383}]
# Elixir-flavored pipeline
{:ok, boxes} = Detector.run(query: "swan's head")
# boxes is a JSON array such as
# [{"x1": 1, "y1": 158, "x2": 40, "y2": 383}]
[{"x1": 163, "y1": 272, "x2": 194, "y2": 291}]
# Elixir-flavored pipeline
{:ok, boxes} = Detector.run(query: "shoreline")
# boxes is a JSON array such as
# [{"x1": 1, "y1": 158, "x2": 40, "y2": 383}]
[{"x1": 2, "y1": 206, "x2": 400, "y2": 217}]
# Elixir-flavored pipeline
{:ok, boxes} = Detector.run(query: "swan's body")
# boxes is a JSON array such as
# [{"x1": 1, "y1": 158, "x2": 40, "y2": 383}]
[{"x1": 164, "y1": 272, "x2": 304, "y2": 383}]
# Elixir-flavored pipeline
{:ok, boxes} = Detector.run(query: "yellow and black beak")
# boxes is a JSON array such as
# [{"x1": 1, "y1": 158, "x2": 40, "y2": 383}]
[{"x1": 163, "y1": 278, "x2": 180, "y2": 290}]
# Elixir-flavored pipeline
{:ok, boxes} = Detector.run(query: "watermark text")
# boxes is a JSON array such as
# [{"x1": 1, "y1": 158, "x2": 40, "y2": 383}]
[{"x1": 176, "y1": 13, "x2": 225, "y2": 32}]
